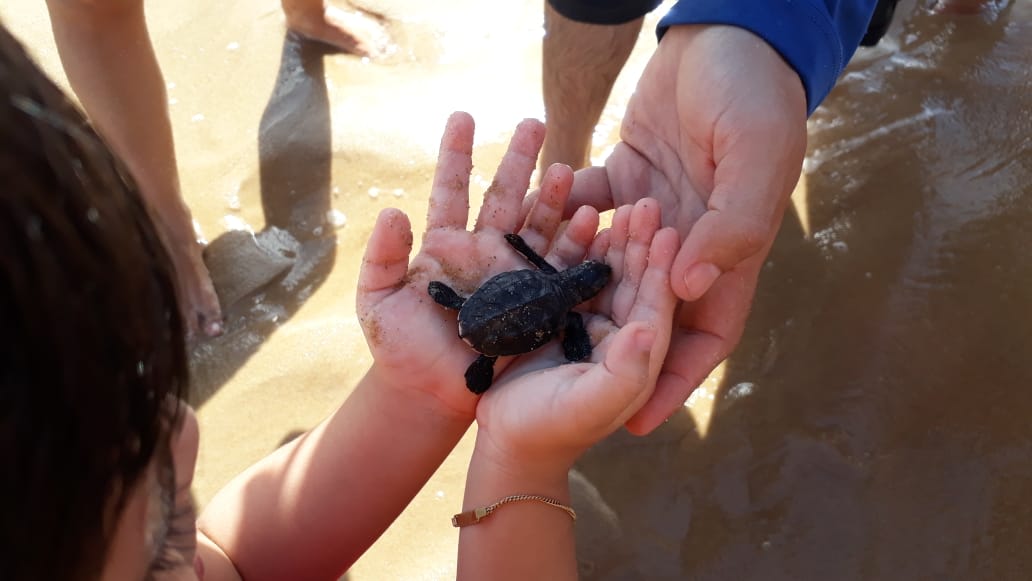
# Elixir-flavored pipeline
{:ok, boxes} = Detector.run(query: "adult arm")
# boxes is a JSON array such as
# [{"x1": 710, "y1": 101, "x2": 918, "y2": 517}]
[
  {"x1": 551, "y1": 0, "x2": 881, "y2": 434},
  {"x1": 659, "y1": 0, "x2": 880, "y2": 113}
]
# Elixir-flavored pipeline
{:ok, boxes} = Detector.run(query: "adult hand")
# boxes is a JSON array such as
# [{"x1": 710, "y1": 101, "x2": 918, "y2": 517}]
[
  {"x1": 561, "y1": 25, "x2": 808, "y2": 434},
  {"x1": 474, "y1": 200, "x2": 680, "y2": 474},
  {"x1": 356, "y1": 112, "x2": 596, "y2": 421}
]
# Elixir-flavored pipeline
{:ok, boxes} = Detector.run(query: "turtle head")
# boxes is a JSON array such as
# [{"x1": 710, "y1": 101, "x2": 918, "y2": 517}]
[{"x1": 562, "y1": 260, "x2": 612, "y2": 304}]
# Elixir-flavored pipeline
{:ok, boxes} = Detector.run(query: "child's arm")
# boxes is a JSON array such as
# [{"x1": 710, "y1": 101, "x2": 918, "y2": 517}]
[
  {"x1": 457, "y1": 200, "x2": 682, "y2": 580},
  {"x1": 197, "y1": 368, "x2": 470, "y2": 581},
  {"x1": 196, "y1": 112, "x2": 594, "y2": 581}
]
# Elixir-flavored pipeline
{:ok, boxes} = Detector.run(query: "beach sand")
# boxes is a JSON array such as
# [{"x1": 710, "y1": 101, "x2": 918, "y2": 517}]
[{"x1": 4, "y1": 0, "x2": 1032, "y2": 578}]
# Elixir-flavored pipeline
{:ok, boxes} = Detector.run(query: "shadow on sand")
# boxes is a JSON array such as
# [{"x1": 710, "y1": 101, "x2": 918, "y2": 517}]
[{"x1": 188, "y1": 34, "x2": 338, "y2": 407}]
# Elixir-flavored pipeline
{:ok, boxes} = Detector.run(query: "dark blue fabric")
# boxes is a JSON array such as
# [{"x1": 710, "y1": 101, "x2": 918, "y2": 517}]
[
  {"x1": 549, "y1": 0, "x2": 664, "y2": 25},
  {"x1": 658, "y1": 0, "x2": 879, "y2": 115}
]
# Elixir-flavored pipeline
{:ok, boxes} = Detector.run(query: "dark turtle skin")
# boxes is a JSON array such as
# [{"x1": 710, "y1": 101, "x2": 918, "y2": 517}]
[{"x1": 428, "y1": 233, "x2": 611, "y2": 394}]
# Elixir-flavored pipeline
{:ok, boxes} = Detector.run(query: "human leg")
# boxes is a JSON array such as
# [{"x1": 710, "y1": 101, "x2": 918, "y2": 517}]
[
  {"x1": 540, "y1": 1, "x2": 653, "y2": 177},
  {"x1": 45, "y1": 0, "x2": 222, "y2": 337},
  {"x1": 281, "y1": 0, "x2": 390, "y2": 57}
]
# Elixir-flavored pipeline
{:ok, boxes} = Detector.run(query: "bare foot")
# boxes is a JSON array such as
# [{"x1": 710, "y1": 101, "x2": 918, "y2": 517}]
[
  {"x1": 167, "y1": 231, "x2": 224, "y2": 338},
  {"x1": 282, "y1": 0, "x2": 391, "y2": 57}
]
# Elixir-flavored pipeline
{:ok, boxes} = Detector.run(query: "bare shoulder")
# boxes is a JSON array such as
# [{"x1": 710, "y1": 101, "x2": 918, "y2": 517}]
[{"x1": 196, "y1": 530, "x2": 244, "y2": 581}]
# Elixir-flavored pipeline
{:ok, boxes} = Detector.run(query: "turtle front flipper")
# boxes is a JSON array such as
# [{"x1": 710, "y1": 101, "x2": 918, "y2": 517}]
[
  {"x1": 464, "y1": 354, "x2": 498, "y2": 394},
  {"x1": 429, "y1": 281, "x2": 466, "y2": 310},
  {"x1": 562, "y1": 311, "x2": 592, "y2": 362}
]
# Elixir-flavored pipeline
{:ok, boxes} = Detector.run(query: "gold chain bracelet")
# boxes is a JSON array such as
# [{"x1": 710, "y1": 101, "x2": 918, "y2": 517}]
[{"x1": 452, "y1": 494, "x2": 577, "y2": 527}]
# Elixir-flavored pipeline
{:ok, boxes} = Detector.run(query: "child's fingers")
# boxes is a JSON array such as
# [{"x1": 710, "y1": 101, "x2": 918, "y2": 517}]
[
  {"x1": 426, "y1": 112, "x2": 475, "y2": 231},
  {"x1": 557, "y1": 322, "x2": 656, "y2": 438},
  {"x1": 544, "y1": 206, "x2": 600, "y2": 271},
  {"x1": 583, "y1": 227, "x2": 680, "y2": 427},
  {"x1": 517, "y1": 185, "x2": 540, "y2": 228},
  {"x1": 357, "y1": 208, "x2": 413, "y2": 298},
  {"x1": 624, "y1": 326, "x2": 722, "y2": 435},
  {"x1": 627, "y1": 227, "x2": 680, "y2": 385},
  {"x1": 623, "y1": 199, "x2": 662, "y2": 282},
  {"x1": 626, "y1": 227, "x2": 680, "y2": 327},
  {"x1": 591, "y1": 204, "x2": 633, "y2": 316},
  {"x1": 518, "y1": 163, "x2": 572, "y2": 256},
  {"x1": 610, "y1": 199, "x2": 662, "y2": 324},
  {"x1": 606, "y1": 204, "x2": 633, "y2": 276},
  {"x1": 587, "y1": 228, "x2": 611, "y2": 263},
  {"x1": 473, "y1": 118, "x2": 545, "y2": 234}
]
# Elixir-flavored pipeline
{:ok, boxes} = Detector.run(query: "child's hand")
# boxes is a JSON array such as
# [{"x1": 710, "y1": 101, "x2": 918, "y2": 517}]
[
  {"x1": 356, "y1": 112, "x2": 595, "y2": 421},
  {"x1": 473, "y1": 199, "x2": 681, "y2": 474}
]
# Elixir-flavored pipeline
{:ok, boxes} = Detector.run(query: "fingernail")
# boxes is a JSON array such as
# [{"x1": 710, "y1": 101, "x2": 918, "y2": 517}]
[
  {"x1": 205, "y1": 319, "x2": 224, "y2": 337},
  {"x1": 635, "y1": 327, "x2": 657, "y2": 352},
  {"x1": 683, "y1": 263, "x2": 721, "y2": 300}
]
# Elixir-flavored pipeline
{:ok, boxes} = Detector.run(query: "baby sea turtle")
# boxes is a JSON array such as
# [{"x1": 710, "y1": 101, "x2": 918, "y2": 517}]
[{"x1": 428, "y1": 233, "x2": 611, "y2": 394}]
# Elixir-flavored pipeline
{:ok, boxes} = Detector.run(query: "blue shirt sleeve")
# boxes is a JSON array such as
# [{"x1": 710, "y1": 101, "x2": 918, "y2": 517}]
[{"x1": 658, "y1": 0, "x2": 879, "y2": 115}]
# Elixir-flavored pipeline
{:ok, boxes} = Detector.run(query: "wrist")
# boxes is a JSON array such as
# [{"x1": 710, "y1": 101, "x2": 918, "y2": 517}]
[
  {"x1": 660, "y1": 23, "x2": 807, "y2": 126},
  {"x1": 457, "y1": 434, "x2": 579, "y2": 581},
  {"x1": 662, "y1": 24, "x2": 797, "y2": 75},
  {"x1": 466, "y1": 430, "x2": 574, "y2": 503},
  {"x1": 658, "y1": 23, "x2": 812, "y2": 115},
  {"x1": 359, "y1": 365, "x2": 475, "y2": 430}
]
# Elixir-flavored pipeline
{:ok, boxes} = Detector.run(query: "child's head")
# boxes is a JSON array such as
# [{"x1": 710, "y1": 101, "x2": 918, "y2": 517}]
[{"x1": 0, "y1": 24, "x2": 191, "y2": 580}]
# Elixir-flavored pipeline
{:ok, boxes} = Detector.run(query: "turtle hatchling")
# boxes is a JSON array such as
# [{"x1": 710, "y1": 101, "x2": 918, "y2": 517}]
[{"x1": 428, "y1": 233, "x2": 611, "y2": 394}]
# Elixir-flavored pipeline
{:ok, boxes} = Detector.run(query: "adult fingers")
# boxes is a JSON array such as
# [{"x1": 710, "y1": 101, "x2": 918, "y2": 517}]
[
  {"x1": 670, "y1": 196, "x2": 775, "y2": 302},
  {"x1": 624, "y1": 261, "x2": 759, "y2": 435},
  {"x1": 520, "y1": 165, "x2": 616, "y2": 223},
  {"x1": 474, "y1": 118, "x2": 545, "y2": 233},
  {"x1": 623, "y1": 330, "x2": 726, "y2": 435},
  {"x1": 566, "y1": 165, "x2": 618, "y2": 216},
  {"x1": 671, "y1": 115, "x2": 805, "y2": 302},
  {"x1": 426, "y1": 112, "x2": 475, "y2": 231}
]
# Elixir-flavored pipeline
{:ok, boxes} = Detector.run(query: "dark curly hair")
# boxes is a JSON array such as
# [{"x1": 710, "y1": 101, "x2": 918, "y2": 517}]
[{"x1": 0, "y1": 24, "x2": 187, "y2": 580}]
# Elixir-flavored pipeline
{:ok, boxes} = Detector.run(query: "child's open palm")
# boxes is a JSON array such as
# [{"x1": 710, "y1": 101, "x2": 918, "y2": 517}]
[
  {"x1": 356, "y1": 112, "x2": 598, "y2": 420},
  {"x1": 474, "y1": 199, "x2": 681, "y2": 471}
]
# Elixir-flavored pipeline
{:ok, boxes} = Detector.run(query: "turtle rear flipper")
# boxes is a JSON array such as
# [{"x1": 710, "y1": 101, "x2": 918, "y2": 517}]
[
  {"x1": 464, "y1": 354, "x2": 498, "y2": 394},
  {"x1": 562, "y1": 311, "x2": 592, "y2": 362},
  {"x1": 429, "y1": 281, "x2": 466, "y2": 310}
]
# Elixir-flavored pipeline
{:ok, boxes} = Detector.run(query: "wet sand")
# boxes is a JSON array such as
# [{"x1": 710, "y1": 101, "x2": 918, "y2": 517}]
[
  {"x1": 573, "y1": 2, "x2": 1032, "y2": 579},
  {"x1": 4, "y1": 0, "x2": 1031, "y2": 578}
]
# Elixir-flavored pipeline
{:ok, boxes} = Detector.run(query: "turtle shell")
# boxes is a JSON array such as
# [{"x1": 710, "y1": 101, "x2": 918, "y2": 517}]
[{"x1": 457, "y1": 268, "x2": 571, "y2": 357}]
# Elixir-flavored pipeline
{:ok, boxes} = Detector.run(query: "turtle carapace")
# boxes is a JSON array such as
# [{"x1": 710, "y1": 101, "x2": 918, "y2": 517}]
[{"x1": 428, "y1": 233, "x2": 611, "y2": 394}]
